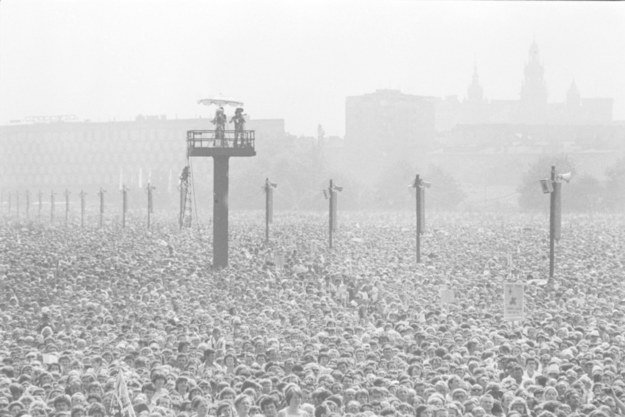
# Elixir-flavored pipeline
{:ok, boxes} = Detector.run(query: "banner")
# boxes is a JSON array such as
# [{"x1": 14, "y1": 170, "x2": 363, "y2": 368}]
[
  {"x1": 503, "y1": 282, "x2": 524, "y2": 321},
  {"x1": 113, "y1": 370, "x2": 137, "y2": 417}
]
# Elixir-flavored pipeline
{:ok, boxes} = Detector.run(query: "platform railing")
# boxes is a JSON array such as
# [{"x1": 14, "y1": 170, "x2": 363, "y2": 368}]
[{"x1": 186, "y1": 130, "x2": 255, "y2": 150}]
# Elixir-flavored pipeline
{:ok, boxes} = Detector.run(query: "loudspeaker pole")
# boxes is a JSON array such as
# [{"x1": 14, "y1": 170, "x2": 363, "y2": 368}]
[{"x1": 80, "y1": 190, "x2": 86, "y2": 228}]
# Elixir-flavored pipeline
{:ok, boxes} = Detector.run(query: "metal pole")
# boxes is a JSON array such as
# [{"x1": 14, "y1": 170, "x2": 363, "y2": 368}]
[
  {"x1": 179, "y1": 179, "x2": 184, "y2": 229},
  {"x1": 329, "y1": 179, "x2": 333, "y2": 249},
  {"x1": 147, "y1": 183, "x2": 151, "y2": 229},
  {"x1": 549, "y1": 165, "x2": 556, "y2": 279},
  {"x1": 65, "y1": 189, "x2": 70, "y2": 226},
  {"x1": 50, "y1": 192, "x2": 55, "y2": 223},
  {"x1": 213, "y1": 156, "x2": 230, "y2": 268},
  {"x1": 99, "y1": 188, "x2": 104, "y2": 228},
  {"x1": 147, "y1": 183, "x2": 154, "y2": 229},
  {"x1": 122, "y1": 185, "x2": 127, "y2": 229},
  {"x1": 416, "y1": 175, "x2": 421, "y2": 264},
  {"x1": 265, "y1": 178, "x2": 270, "y2": 242},
  {"x1": 80, "y1": 190, "x2": 85, "y2": 228}
]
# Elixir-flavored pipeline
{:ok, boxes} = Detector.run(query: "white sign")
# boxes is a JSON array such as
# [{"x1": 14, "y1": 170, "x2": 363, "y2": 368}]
[
  {"x1": 503, "y1": 282, "x2": 524, "y2": 321},
  {"x1": 439, "y1": 287, "x2": 455, "y2": 305}
]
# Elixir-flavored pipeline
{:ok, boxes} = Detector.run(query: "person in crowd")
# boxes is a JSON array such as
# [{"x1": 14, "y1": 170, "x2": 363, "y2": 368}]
[{"x1": 1, "y1": 213, "x2": 625, "y2": 417}]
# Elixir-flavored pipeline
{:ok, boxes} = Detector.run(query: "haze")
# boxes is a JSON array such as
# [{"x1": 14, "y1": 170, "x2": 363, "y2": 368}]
[{"x1": 1, "y1": 0, "x2": 624, "y2": 137}]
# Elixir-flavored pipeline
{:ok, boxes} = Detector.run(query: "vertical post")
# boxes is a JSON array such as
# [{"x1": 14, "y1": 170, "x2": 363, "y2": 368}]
[
  {"x1": 80, "y1": 190, "x2": 86, "y2": 228},
  {"x1": 265, "y1": 178, "x2": 270, "y2": 243},
  {"x1": 50, "y1": 191, "x2": 55, "y2": 224},
  {"x1": 329, "y1": 179, "x2": 333, "y2": 249},
  {"x1": 549, "y1": 165, "x2": 556, "y2": 279},
  {"x1": 416, "y1": 175, "x2": 421, "y2": 264},
  {"x1": 147, "y1": 182, "x2": 154, "y2": 229},
  {"x1": 25, "y1": 191, "x2": 30, "y2": 219},
  {"x1": 99, "y1": 188, "x2": 105, "y2": 228},
  {"x1": 213, "y1": 156, "x2": 230, "y2": 268},
  {"x1": 122, "y1": 185, "x2": 128, "y2": 229},
  {"x1": 65, "y1": 189, "x2": 70, "y2": 226},
  {"x1": 179, "y1": 178, "x2": 185, "y2": 229},
  {"x1": 38, "y1": 191, "x2": 42, "y2": 220},
  {"x1": 331, "y1": 186, "x2": 338, "y2": 232}
]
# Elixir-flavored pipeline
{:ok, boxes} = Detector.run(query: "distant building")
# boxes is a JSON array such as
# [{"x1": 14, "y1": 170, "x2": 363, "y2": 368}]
[
  {"x1": 345, "y1": 89, "x2": 436, "y2": 180},
  {"x1": 436, "y1": 41, "x2": 614, "y2": 129},
  {"x1": 0, "y1": 116, "x2": 285, "y2": 194},
  {"x1": 343, "y1": 42, "x2": 624, "y2": 199}
]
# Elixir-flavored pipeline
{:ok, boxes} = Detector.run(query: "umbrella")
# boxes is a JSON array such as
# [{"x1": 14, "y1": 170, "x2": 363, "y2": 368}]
[{"x1": 198, "y1": 98, "x2": 244, "y2": 107}]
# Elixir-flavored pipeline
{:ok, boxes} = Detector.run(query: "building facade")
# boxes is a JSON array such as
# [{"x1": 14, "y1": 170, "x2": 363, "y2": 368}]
[
  {"x1": 344, "y1": 89, "x2": 436, "y2": 181},
  {"x1": 0, "y1": 116, "x2": 285, "y2": 200}
]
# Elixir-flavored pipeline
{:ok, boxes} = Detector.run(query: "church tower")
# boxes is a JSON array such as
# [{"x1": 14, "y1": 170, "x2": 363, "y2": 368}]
[
  {"x1": 467, "y1": 65, "x2": 484, "y2": 102},
  {"x1": 566, "y1": 80, "x2": 582, "y2": 123},
  {"x1": 566, "y1": 80, "x2": 581, "y2": 108},
  {"x1": 464, "y1": 65, "x2": 487, "y2": 124},
  {"x1": 518, "y1": 41, "x2": 548, "y2": 123}
]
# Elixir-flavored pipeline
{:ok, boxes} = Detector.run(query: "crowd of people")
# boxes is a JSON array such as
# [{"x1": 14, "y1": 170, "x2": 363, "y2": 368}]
[{"x1": 1, "y1": 212, "x2": 624, "y2": 417}]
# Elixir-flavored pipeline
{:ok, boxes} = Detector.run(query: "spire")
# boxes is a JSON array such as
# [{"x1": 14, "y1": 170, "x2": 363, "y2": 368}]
[
  {"x1": 520, "y1": 40, "x2": 547, "y2": 104},
  {"x1": 567, "y1": 79, "x2": 580, "y2": 107},
  {"x1": 467, "y1": 65, "x2": 484, "y2": 102}
]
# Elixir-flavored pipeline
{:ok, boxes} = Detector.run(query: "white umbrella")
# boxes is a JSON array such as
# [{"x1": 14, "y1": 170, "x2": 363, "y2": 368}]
[{"x1": 198, "y1": 98, "x2": 244, "y2": 107}]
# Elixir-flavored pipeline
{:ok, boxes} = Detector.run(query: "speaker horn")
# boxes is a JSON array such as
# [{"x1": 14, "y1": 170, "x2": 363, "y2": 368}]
[{"x1": 558, "y1": 172, "x2": 572, "y2": 183}]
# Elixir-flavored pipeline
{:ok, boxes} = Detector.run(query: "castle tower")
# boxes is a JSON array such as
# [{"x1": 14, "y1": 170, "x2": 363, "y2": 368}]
[
  {"x1": 467, "y1": 65, "x2": 484, "y2": 102},
  {"x1": 518, "y1": 41, "x2": 548, "y2": 123},
  {"x1": 566, "y1": 80, "x2": 581, "y2": 108}
]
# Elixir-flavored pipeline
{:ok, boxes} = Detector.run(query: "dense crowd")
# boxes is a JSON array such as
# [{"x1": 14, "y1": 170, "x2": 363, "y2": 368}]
[{"x1": 1, "y1": 212, "x2": 625, "y2": 417}]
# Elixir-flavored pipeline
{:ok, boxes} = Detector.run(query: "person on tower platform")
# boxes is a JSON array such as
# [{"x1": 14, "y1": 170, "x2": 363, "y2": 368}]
[
  {"x1": 230, "y1": 107, "x2": 246, "y2": 147},
  {"x1": 211, "y1": 107, "x2": 227, "y2": 146}
]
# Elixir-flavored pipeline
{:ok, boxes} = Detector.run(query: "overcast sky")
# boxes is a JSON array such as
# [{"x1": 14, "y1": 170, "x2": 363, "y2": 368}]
[{"x1": 1, "y1": 0, "x2": 624, "y2": 137}]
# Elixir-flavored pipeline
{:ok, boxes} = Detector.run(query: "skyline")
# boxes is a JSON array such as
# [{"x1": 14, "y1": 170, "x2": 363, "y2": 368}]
[{"x1": 1, "y1": 1, "x2": 624, "y2": 137}]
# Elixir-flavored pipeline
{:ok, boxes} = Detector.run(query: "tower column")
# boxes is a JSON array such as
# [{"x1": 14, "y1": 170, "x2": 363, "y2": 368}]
[{"x1": 213, "y1": 155, "x2": 229, "y2": 268}]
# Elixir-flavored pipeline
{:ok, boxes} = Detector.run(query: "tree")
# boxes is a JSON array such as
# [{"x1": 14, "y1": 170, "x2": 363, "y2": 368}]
[
  {"x1": 371, "y1": 159, "x2": 416, "y2": 210},
  {"x1": 604, "y1": 157, "x2": 625, "y2": 211},
  {"x1": 425, "y1": 165, "x2": 466, "y2": 210},
  {"x1": 517, "y1": 156, "x2": 576, "y2": 211},
  {"x1": 566, "y1": 175, "x2": 603, "y2": 212}
]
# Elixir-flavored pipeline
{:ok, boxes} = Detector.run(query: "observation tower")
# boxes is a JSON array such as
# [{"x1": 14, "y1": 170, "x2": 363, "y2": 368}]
[{"x1": 186, "y1": 99, "x2": 256, "y2": 268}]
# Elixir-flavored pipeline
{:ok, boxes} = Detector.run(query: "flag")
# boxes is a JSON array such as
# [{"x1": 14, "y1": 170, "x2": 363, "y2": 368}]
[{"x1": 113, "y1": 370, "x2": 137, "y2": 417}]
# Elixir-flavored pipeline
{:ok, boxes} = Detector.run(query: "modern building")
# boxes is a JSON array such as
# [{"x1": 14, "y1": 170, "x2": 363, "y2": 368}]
[
  {"x1": 344, "y1": 89, "x2": 436, "y2": 181},
  {"x1": 0, "y1": 115, "x2": 285, "y2": 201}
]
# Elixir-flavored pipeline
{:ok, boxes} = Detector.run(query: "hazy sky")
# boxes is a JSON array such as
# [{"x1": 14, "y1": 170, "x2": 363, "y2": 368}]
[{"x1": 1, "y1": 0, "x2": 624, "y2": 137}]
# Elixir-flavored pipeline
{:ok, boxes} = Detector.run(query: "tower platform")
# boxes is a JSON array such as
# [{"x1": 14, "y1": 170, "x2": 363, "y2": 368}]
[{"x1": 187, "y1": 130, "x2": 256, "y2": 158}]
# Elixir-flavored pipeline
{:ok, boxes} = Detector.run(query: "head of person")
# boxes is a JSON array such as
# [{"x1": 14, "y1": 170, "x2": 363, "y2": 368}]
[
  {"x1": 259, "y1": 396, "x2": 277, "y2": 417},
  {"x1": 233, "y1": 395, "x2": 252, "y2": 417},
  {"x1": 285, "y1": 385, "x2": 303, "y2": 408}
]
